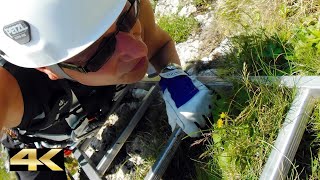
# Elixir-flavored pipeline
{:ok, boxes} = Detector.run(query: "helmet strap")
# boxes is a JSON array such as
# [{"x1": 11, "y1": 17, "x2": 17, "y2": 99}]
[{"x1": 47, "y1": 64, "x2": 75, "y2": 81}]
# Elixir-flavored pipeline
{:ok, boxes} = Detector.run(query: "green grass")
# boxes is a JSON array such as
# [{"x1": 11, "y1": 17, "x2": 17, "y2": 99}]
[
  {"x1": 287, "y1": 21, "x2": 320, "y2": 75},
  {"x1": 311, "y1": 107, "x2": 320, "y2": 179},
  {"x1": 195, "y1": 0, "x2": 320, "y2": 179},
  {"x1": 64, "y1": 156, "x2": 79, "y2": 178},
  {"x1": 193, "y1": 0, "x2": 215, "y2": 11},
  {"x1": 157, "y1": 15, "x2": 199, "y2": 43},
  {"x1": 227, "y1": 32, "x2": 294, "y2": 76},
  {"x1": 201, "y1": 71, "x2": 295, "y2": 179},
  {"x1": 150, "y1": 0, "x2": 158, "y2": 11},
  {"x1": 0, "y1": 159, "x2": 12, "y2": 180},
  {"x1": 123, "y1": 132, "x2": 167, "y2": 180},
  {"x1": 0, "y1": 145, "x2": 17, "y2": 180},
  {"x1": 193, "y1": 0, "x2": 212, "y2": 6}
]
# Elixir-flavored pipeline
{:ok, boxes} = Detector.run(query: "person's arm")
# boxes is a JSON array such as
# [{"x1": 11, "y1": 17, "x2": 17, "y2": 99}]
[
  {"x1": 139, "y1": 0, "x2": 181, "y2": 73},
  {"x1": 0, "y1": 67, "x2": 23, "y2": 129},
  {"x1": 140, "y1": 1, "x2": 212, "y2": 137}
]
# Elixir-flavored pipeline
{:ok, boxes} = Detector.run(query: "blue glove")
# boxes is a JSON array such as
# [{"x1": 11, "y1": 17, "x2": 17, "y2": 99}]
[{"x1": 159, "y1": 63, "x2": 212, "y2": 137}]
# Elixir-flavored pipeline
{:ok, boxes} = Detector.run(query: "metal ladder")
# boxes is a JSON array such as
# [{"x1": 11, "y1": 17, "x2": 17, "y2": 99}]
[
  {"x1": 72, "y1": 76, "x2": 320, "y2": 180},
  {"x1": 72, "y1": 82, "x2": 163, "y2": 180},
  {"x1": 71, "y1": 75, "x2": 233, "y2": 180}
]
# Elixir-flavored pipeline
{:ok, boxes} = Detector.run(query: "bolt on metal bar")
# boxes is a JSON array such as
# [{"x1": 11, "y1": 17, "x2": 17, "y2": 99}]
[{"x1": 96, "y1": 85, "x2": 159, "y2": 176}]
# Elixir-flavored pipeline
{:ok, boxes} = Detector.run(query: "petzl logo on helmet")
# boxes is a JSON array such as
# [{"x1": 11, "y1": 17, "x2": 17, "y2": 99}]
[{"x1": 3, "y1": 20, "x2": 31, "y2": 44}]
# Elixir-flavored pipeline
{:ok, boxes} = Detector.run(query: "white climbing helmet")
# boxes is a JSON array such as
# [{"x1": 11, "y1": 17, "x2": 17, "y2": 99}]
[{"x1": 0, "y1": 0, "x2": 127, "y2": 68}]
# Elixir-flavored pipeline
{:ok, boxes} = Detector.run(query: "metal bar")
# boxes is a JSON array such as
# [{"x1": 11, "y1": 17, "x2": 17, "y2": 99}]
[
  {"x1": 96, "y1": 85, "x2": 159, "y2": 176},
  {"x1": 260, "y1": 88, "x2": 316, "y2": 180},
  {"x1": 250, "y1": 76, "x2": 320, "y2": 89},
  {"x1": 141, "y1": 76, "x2": 320, "y2": 89},
  {"x1": 73, "y1": 148, "x2": 102, "y2": 180},
  {"x1": 144, "y1": 127, "x2": 185, "y2": 180},
  {"x1": 195, "y1": 76, "x2": 320, "y2": 90}
]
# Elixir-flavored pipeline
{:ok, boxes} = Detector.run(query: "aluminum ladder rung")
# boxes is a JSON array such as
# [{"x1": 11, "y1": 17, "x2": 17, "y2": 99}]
[{"x1": 96, "y1": 85, "x2": 159, "y2": 175}]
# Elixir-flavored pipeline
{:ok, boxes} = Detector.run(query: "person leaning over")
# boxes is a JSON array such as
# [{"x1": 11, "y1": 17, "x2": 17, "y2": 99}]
[{"x1": 0, "y1": 0, "x2": 212, "y2": 179}]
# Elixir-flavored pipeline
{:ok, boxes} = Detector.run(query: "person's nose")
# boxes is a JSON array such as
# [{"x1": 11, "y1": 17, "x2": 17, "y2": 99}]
[{"x1": 114, "y1": 31, "x2": 147, "y2": 62}]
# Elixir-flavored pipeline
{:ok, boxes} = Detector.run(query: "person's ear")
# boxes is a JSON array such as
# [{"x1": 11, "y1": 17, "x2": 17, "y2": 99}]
[{"x1": 36, "y1": 67, "x2": 60, "y2": 80}]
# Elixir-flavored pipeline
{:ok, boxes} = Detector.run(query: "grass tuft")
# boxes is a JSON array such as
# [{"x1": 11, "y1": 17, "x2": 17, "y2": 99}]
[
  {"x1": 201, "y1": 65, "x2": 295, "y2": 179},
  {"x1": 157, "y1": 15, "x2": 199, "y2": 43},
  {"x1": 198, "y1": 0, "x2": 320, "y2": 179}
]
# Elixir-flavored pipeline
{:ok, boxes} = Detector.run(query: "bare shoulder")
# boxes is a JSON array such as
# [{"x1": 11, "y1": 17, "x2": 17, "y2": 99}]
[
  {"x1": 139, "y1": 0, "x2": 172, "y2": 59},
  {"x1": 0, "y1": 66, "x2": 18, "y2": 97},
  {"x1": 0, "y1": 67, "x2": 23, "y2": 128}
]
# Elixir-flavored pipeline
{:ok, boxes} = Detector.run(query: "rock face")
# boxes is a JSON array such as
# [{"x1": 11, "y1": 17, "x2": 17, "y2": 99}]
[
  {"x1": 154, "y1": 0, "x2": 228, "y2": 67},
  {"x1": 155, "y1": 0, "x2": 182, "y2": 16}
]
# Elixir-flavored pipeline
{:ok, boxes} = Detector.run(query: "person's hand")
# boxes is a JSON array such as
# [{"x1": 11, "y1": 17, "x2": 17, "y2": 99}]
[{"x1": 159, "y1": 63, "x2": 212, "y2": 137}]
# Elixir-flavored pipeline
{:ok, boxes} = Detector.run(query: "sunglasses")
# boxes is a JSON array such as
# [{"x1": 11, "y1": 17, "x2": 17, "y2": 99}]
[{"x1": 59, "y1": 0, "x2": 140, "y2": 73}]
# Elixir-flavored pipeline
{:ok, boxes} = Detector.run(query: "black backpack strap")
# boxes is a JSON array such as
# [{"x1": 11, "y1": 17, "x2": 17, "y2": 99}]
[
  {"x1": 25, "y1": 79, "x2": 83, "y2": 133},
  {"x1": 0, "y1": 57, "x2": 6, "y2": 66},
  {"x1": 67, "y1": 81, "x2": 116, "y2": 119}
]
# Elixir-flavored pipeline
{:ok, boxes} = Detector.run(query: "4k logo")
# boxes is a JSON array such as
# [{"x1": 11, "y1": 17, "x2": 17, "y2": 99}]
[
  {"x1": 9, "y1": 149, "x2": 64, "y2": 171},
  {"x1": 3, "y1": 20, "x2": 31, "y2": 44}
]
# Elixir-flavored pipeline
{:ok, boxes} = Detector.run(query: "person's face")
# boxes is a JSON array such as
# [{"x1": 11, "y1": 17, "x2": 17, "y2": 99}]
[{"x1": 58, "y1": 1, "x2": 148, "y2": 86}]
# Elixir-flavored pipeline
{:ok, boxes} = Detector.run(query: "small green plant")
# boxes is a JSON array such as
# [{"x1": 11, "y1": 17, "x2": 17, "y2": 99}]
[
  {"x1": 64, "y1": 156, "x2": 79, "y2": 177},
  {"x1": 0, "y1": 158, "x2": 11, "y2": 180},
  {"x1": 150, "y1": 0, "x2": 158, "y2": 11},
  {"x1": 310, "y1": 152, "x2": 320, "y2": 178},
  {"x1": 201, "y1": 68, "x2": 295, "y2": 179},
  {"x1": 287, "y1": 21, "x2": 320, "y2": 75},
  {"x1": 193, "y1": 0, "x2": 214, "y2": 11},
  {"x1": 214, "y1": 0, "x2": 319, "y2": 37},
  {"x1": 157, "y1": 15, "x2": 199, "y2": 43},
  {"x1": 228, "y1": 31, "x2": 294, "y2": 76},
  {"x1": 0, "y1": 145, "x2": 17, "y2": 180},
  {"x1": 194, "y1": 0, "x2": 320, "y2": 179},
  {"x1": 194, "y1": 0, "x2": 208, "y2": 6}
]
